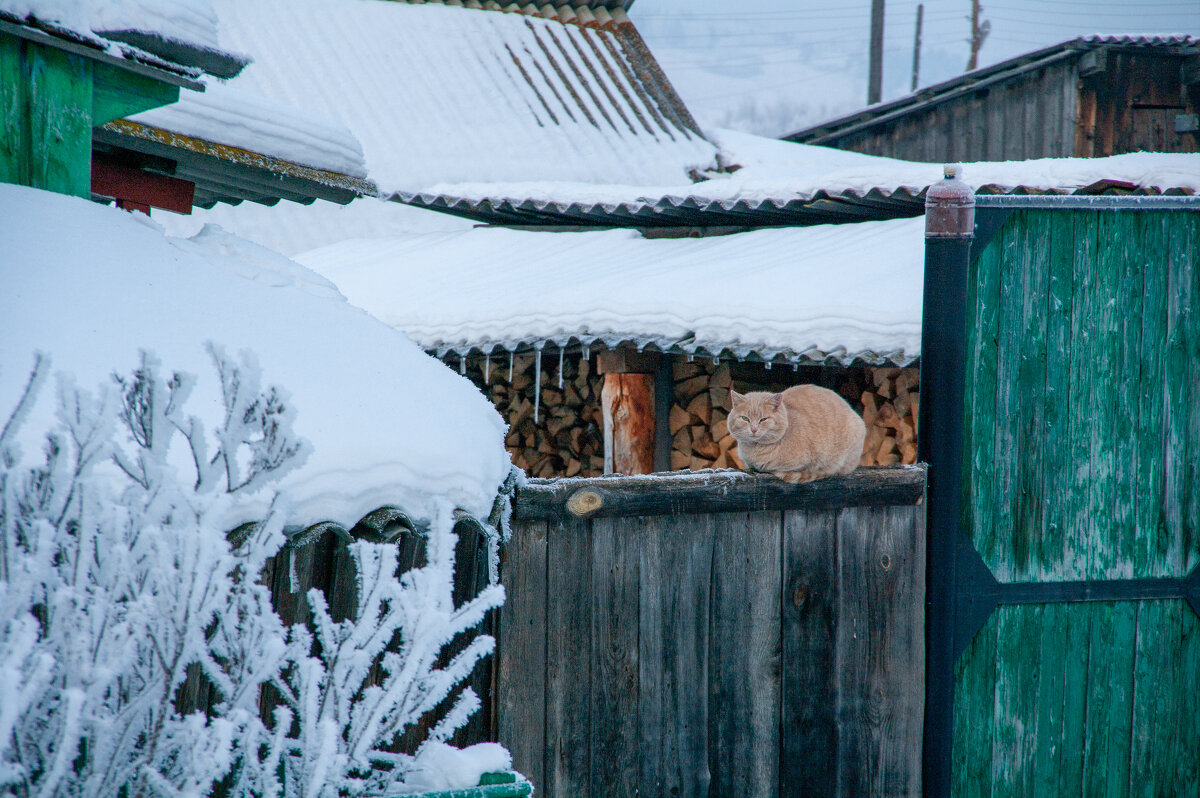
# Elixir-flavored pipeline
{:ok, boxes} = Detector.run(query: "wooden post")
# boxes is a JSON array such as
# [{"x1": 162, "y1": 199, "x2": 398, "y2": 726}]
[
  {"x1": 868, "y1": 0, "x2": 884, "y2": 104},
  {"x1": 598, "y1": 349, "x2": 659, "y2": 475}
]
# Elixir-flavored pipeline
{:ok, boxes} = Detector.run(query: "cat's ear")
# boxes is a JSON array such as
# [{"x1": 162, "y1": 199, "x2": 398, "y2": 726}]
[
  {"x1": 730, "y1": 389, "x2": 744, "y2": 405},
  {"x1": 769, "y1": 393, "x2": 783, "y2": 410}
]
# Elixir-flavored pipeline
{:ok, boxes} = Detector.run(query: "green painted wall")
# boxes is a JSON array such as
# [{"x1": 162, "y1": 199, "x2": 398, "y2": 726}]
[
  {"x1": 954, "y1": 208, "x2": 1200, "y2": 796},
  {"x1": 0, "y1": 31, "x2": 179, "y2": 198}
]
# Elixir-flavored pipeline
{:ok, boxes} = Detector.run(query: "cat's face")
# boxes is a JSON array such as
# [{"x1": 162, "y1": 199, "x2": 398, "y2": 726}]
[{"x1": 728, "y1": 390, "x2": 787, "y2": 444}]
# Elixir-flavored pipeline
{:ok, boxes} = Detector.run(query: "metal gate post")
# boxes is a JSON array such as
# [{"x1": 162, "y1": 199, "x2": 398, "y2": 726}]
[{"x1": 919, "y1": 166, "x2": 975, "y2": 798}]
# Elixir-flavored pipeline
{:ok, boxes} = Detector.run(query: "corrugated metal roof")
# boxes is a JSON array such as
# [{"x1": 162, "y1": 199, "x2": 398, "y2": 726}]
[
  {"x1": 94, "y1": 120, "x2": 377, "y2": 209},
  {"x1": 296, "y1": 218, "x2": 927, "y2": 367},
  {"x1": 394, "y1": 179, "x2": 1195, "y2": 228},
  {"x1": 205, "y1": 0, "x2": 717, "y2": 194},
  {"x1": 786, "y1": 35, "x2": 1200, "y2": 145}
]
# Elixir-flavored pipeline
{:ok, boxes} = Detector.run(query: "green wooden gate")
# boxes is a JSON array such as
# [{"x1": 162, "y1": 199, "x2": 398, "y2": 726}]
[{"x1": 943, "y1": 201, "x2": 1200, "y2": 796}]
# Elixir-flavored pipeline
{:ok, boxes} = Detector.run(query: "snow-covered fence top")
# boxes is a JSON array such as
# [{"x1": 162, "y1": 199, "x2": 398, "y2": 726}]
[
  {"x1": 0, "y1": 184, "x2": 512, "y2": 530},
  {"x1": 297, "y1": 216, "x2": 926, "y2": 367},
  {"x1": 497, "y1": 466, "x2": 927, "y2": 797}
]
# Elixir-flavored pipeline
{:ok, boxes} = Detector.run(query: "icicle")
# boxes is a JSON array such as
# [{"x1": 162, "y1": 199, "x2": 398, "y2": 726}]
[
  {"x1": 484, "y1": 352, "x2": 491, "y2": 383},
  {"x1": 557, "y1": 347, "x2": 565, "y2": 389},
  {"x1": 712, "y1": 356, "x2": 720, "y2": 365},
  {"x1": 765, "y1": 360, "x2": 772, "y2": 370},
  {"x1": 508, "y1": 350, "x2": 514, "y2": 382},
  {"x1": 533, "y1": 348, "x2": 542, "y2": 423},
  {"x1": 687, "y1": 353, "x2": 694, "y2": 362},
  {"x1": 459, "y1": 355, "x2": 467, "y2": 375},
  {"x1": 582, "y1": 343, "x2": 590, "y2": 361}
]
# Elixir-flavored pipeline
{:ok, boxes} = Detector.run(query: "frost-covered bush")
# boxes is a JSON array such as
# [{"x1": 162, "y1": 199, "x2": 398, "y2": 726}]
[
  {"x1": 0, "y1": 348, "x2": 303, "y2": 797},
  {"x1": 0, "y1": 349, "x2": 508, "y2": 798}
]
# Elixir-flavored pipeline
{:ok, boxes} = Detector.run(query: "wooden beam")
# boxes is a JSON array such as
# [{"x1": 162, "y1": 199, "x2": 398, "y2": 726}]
[
  {"x1": 602, "y1": 372, "x2": 655, "y2": 475},
  {"x1": 513, "y1": 465, "x2": 927, "y2": 521},
  {"x1": 597, "y1": 348, "x2": 661, "y2": 375},
  {"x1": 92, "y1": 154, "x2": 194, "y2": 214}
]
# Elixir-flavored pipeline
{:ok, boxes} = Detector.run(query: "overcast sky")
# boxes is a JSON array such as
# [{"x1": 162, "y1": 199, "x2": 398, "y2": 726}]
[{"x1": 630, "y1": 0, "x2": 1200, "y2": 135}]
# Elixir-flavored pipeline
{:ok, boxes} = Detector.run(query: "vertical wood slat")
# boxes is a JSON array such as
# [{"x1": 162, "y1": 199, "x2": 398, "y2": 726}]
[
  {"x1": 834, "y1": 506, "x2": 925, "y2": 797},
  {"x1": 639, "y1": 514, "x2": 712, "y2": 798},
  {"x1": 780, "y1": 510, "x2": 838, "y2": 798},
  {"x1": 590, "y1": 516, "x2": 640, "y2": 798},
  {"x1": 709, "y1": 511, "x2": 781, "y2": 798},
  {"x1": 497, "y1": 519, "x2": 548, "y2": 791},
  {"x1": 545, "y1": 517, "x2": 593, "y2": 798}
]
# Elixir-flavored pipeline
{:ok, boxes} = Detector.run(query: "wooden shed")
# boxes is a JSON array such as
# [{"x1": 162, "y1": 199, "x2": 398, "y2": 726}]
[{"x1": 785, "y1": 35, "x2": 1200, "y2": 163}]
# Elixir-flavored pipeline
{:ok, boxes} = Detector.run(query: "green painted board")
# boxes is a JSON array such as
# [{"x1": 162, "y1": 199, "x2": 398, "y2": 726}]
[
  {"x1": 26, "y1": 44, "x2": 92, "y2": 197},
  {"x1": 1, "y1": 34, "x2": 24, "y2": 185},
  {"x1": 953, "y1": 602, "x2": 1200, "y2": 797},
  {"x1": 92, "y1": 62, "x2": 179, "y2": 125}
]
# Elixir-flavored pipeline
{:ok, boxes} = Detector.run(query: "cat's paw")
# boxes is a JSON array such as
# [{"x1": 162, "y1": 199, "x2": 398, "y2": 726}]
[{"x1": 774, "y1": 470, "x2": 824, "y2": 483}]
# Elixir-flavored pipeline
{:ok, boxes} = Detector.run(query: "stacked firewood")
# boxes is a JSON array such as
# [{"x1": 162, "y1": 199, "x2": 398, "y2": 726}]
[
  {"x1": 858, "y1": 367, "x2": 920, "y2": 466},
  {"x1": 461, "y1": 351, "x2": 606, "y2": 479},
  {"x1": 669, "y1": 361, "x2": 745, "y2": 471},
  {"x1": 668, "y1": 361, "x2": 921, "y2": 471}
]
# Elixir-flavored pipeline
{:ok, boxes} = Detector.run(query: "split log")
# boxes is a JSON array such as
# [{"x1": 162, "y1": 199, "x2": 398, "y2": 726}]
[{"x1": 602, "y1": 373, "x2": 655, "y2": 475}]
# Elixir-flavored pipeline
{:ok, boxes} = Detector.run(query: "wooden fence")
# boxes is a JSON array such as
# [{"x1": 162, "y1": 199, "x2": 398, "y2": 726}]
[{"x1": 496, "y1": 466, "x2": 927, "y2": 798}]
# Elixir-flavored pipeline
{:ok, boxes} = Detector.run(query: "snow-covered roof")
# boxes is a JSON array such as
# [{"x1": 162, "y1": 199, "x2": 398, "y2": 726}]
[
  {"x1": 396, "y1": 129, "x2": 1200, "y2": 226},
  {"x1": 0, "y1": 0, "x2": 248, "y2": 79},
  {"x1": 0, "y1": 184, "x2": 511, "y2": 530},
  {"x1": 206, "y1": 0, "x2": 717, "y2": 195},
  {"x1": 295, "y1": 218, "x2": 926, "y2": 366},
  {"x1": 129, "y1": 81, "x2": 369, "y2": 181}
]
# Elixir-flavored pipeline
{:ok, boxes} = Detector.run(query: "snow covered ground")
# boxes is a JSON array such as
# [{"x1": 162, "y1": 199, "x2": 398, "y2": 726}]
[
  {"x1": 0, "y1": 184, "x2": 511, "y2": 529},
  {"x1": 296, "y1": 216, "x2": 926, "y2": 366}
]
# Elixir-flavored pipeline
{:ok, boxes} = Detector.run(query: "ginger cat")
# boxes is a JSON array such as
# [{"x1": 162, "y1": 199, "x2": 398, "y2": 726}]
[{"x1": 728, "y1": 385, "x2": 866, "y2": 483}]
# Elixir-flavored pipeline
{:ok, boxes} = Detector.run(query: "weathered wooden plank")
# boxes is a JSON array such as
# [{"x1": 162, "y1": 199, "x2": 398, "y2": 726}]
[
  {"x1": 1040, "y1": 208, "x2": 1077, "y2": 579},
  {"x1": 589, "y1": 515, "x2": 640, "y2": 798},
  {"x1": 497, "y1": 520, "x2": 548, "y2": 792},
  {"x1": 834, "y1": 505, "x2": 924, "y2": 796},
  {"x1": 1015, "y1": 211, "x2": 1049, "y2": 576},
  {"x1": 1164, "y1": 211, "x2": 1200, "y2": 577},
  {"x1": 964, "y1": 214, "x2": 1004, "y2": 573},
  {"x1": 708, "y1": 511, "x2": 781, "y2": 798},
  {"x1": 1082, "y1": 211, "x2": 1123, "y2": 579},
  {"x1": 513, "y1": 465, "x2": 925, "y2": 521},
  {"x1": 27, "y1": 44, "x2": 92, "y2": 197},
  {"x1": 1128, "y1": 601, "x2": 1174, "y2": 797},
  {"x1": 985, "y1": 92, "x2": 1006, "y2": 160},
  {"x1": 1030, "y1": 603, "x2": 1068, "y2": 794},
  {"x1": 544, "y1": 517, "x2": 592, "y2": 798},
  {"x1": 1082, "y1": 602, "x2": 1138, "y2": 798},
  {"x1": 990, "y1": 606, "x2": 1042, "y2": 797},
  {"x1": 1134, "y1": 214, "x2": 1169, "y2": 578},
  {"x1": 1171, "y1": 599, "x2": 1200, "y2": 793},
  {"x1": 1104, "y1": 210, "x2": 1145, "y2": 579},
  {"x1": 0, "y1": 34, "x2": 24, "y2": 185},
  {"x1": 780, "y1": 509, "x2": 838, "y2": 798},
  {"x1": 1003, "y1": 80, "x2": 1025, "y2": 161},
  {"x1": 1065, "y1": 211, "x2": 1100, "y2": 579},
  {"x1": 952, "y1": 615, "x2": 997, "y2": 798},
  {"x1": 1055, "y1": 603, "x2": 1091, "y2": 796},
  {"x1": 639, "y1": 514, "x2": 713, "y2": 798}
]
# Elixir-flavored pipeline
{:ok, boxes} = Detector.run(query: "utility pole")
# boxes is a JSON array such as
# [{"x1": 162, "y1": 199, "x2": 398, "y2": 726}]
[
  {"x1": 967, "y1": 0, "x2": 990, "y2": 71},
  {"x1": 868, "y1": 0, "x2": 885, "y2": 104},
  {"x1": 911, "y1": 3, "x2": 924, "y2": 91}
]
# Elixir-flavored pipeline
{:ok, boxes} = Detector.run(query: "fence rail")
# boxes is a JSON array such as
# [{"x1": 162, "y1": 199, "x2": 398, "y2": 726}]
[{"x1": 498, "y1": 466, "x2": 927, "y2": 798}]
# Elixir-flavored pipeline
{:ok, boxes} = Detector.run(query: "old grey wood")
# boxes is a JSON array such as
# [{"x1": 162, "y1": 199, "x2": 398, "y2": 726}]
[
  {"x1": 497, "y1": 519, "x2": 548, "y2": 791},
  {"x1": 499, "y1": 467, "x2": 927, "y2": 798}
]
